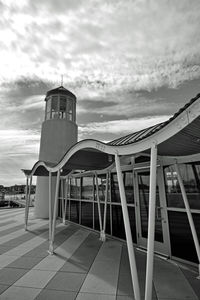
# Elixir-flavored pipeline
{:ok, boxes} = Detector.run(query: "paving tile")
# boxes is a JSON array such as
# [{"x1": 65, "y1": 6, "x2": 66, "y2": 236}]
[
  {"x1": 33, "y1": 255, "x2": 66, "y2": 271},
  {"x1": 80, "y1": 240, "x2": 122, "y2": 295},
  {"x1": 0, "y1": 220, "x2": 17, "y2": 227},
  {"x1": 55, "y1": 229, "x2": 90, "y2": 259},
  {"x1": 0, "y1": 268, "x2": 28, "y2": 285},
  {"x1": 59, "y1": 261, "x2": 87, "y2": 273},
  {"x1": 117, "y1": 273, "x2": 134, "y2": 296},
  {"x1": 0, "y1": 284, "x2": 10, "y2": 295},
  {"x1": 14, "y1": 269, "x2": 56, "y2": 289},
  {"x1": 23, "y1": 242, "x2": 49, "y2": 258},
  {"x1": 0, "y1": 246, "x2": 12, "y2": 255},
  {"x1": 0, "y1": 255, "x2": 24, "y2": 269},
  {"x1": 0, "y1": 286, "x2": 41, "y2": 300},
  {"x1": 6, "y1": 256, "x2": 43, "y2": 270},
  {"x1": 180, "y1": 268, "x2": 200, "y2": 300},
  {"x1": 45, "y1": 271, "x2": 86, "y2": 291},
  {"x1": 76, "y1": 292, "x2": 116, "y2": 300},
  {"x1": 60, "y1": 233, "x2": 102, "y2": 273},
  {"x1": 36, "y1": 289, "x2": 77, "y2": 300},
  {"x1": 116, "y1": 296, "x2": 135, "y2": 300},
  {"x1": 154, "y1": 259, "x2": 198, "y2": 300},
  {"x1": 0, "y1": 223, "x2": 30, "y2": 237}
]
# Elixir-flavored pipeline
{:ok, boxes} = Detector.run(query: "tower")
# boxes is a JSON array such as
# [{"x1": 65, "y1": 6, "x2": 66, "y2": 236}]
[{"x1": 35, "y1": 86, "x2": 78, "y2": 218}]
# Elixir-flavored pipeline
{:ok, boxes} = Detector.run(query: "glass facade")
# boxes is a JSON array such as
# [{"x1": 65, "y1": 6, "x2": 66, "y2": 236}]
[
  {"x1": 58, "y1": 162, "x2": 200, "y2": 265},
  {"x1": 164, "y1": 162, "x2": 200, "y2": 263},
  {"x1": 164, "y1": 163, "x2": 200, "y2": 209}
]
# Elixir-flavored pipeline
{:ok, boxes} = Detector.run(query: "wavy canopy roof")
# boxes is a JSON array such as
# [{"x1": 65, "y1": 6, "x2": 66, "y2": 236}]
[{"x1": 22, "y1": 93, "x2": 200, "y2": 177}]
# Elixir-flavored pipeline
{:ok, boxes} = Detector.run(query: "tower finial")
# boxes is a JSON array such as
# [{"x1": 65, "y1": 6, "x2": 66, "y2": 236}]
[{"x1": 61, "y1": 74, "x2": 63, "y2": 86}]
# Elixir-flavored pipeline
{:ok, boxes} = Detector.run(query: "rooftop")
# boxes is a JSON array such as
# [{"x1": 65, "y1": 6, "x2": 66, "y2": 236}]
[{"x1": 0, "y1": 208, "x2": 199, "y2": 300}]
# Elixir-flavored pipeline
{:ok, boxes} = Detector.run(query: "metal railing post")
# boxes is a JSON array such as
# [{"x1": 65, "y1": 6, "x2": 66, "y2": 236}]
[
  {"x1": 102, "y1": 172, "x2": 109, "y2": 242},
  {"x1": 61, "y1": 179, "x2": 65, "y2": 223},
  {"x1": 24, "y1": 176, "x2": 29, "y2": 231},
  {"x1": 95, "y1": 172, "x2": 103, "y2": 240},
  {"x1": 64, "y1": 177, "x2": 69, "y2": 223},
  {"x1": 48, "y1": 170, "x2": 60, "y2": 255},
  {"x1": 49, "y1": 171, "x2": 52, "y2": 241},
  {"x1": 115, "y1": 154, "x2": 141, "y2": 300},
  {"x1": 145, "y1": 143, "x2": 157, "y2": 300}
]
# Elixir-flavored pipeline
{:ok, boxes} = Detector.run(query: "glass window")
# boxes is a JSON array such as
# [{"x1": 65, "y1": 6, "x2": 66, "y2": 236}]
[
  {"x1": 164, "y1": 163, "x2": 200, "y2": 209},
  {"x1": 111, "y1": 205, "x2": 137, "y2": 242},
  {"x1": 111, "y1": 173, "x2": 121, "y2": 203},
  {"x1": 82, "y1": 177, "x2": 94, "y2": 200},
  {"x1": 46, "y1": 97, "x2": 51, "y2": 120},
  {"x1": 60, "y1": 96, "x2": 66, "y2": 119},
  {"x1": 81, "y1": 202, "x2": 93, "y2": 228},
  {"x1": 112, "y1": 205, "x2": 125, "y2": 239},
  {"x1": 124, "y1": 171, "x2": 134, "y2": 204},
  {"x1": 70, "y1": 178, "x2": 81, "y2": 199},
  {"x1": 111, "y1": 172, "x2": 134, "y2": 203},
  {"x1": 51, "y1": 96, "x2": 59, "y2": 119},
  {"x1": 138, "y1": 171, "x2": 163, "y2": 242},
  {"x1": 67, "y1": 99, "x2": 73, "y2": 121},
  {"x1": 168, "y1": 211, "x2": 200, "y2": 263},
  {"x1": 70, "y1": 200, "x2": 80, "y2": 224}
]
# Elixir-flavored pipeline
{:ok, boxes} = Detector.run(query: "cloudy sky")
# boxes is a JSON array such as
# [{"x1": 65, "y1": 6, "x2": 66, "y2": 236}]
[{"x1": 0, "y1": 0, "x2": 200, "y2": 186}]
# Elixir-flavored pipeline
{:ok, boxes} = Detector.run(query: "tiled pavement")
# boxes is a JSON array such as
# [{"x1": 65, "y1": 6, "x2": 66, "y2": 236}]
[{"x1": 0, "y1": 208, "x2": 199, "y2": 300}]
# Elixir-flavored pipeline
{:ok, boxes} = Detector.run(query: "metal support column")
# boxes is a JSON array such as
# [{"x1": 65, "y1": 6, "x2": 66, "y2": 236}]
[
  {"x1": 95, "y1": 172, "x2": 103, "y2": 240},
  {"x1": 61, "y1": 179, "x2": 65, "y2": 223},
  {"x1": 174, "y1": 163, "x2": 200, "y2": 278},
  {"x1": 64, "y1": 177, "x2": 69, "y2": 223},
  {"x1": 49, "y1": 171, "x2": 52, "y2": 241},
  {"x1": 102, "y1": 172, "x2": 109, "y2": 242},
  {"x1": 48, "y1": 170, "x2": 60, "y2": 255},
  {"x1": 144, "y1": 143, "x2": 157, "y2": 300},
  {"x1": 115, "y1": 154, "x2": 141, "y2": 300},
  {"x1": 25, "y1": 176, "x2": 30, "y2": 231}
]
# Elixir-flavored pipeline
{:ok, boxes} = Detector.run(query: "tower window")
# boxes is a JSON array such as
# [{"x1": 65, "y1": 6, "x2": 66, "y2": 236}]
[
  {"x1": 51, "y1": 96, "x2": 59, "y2": 119},
  {"x1": 60, "y1": 96, "x2": 67, "y2": 119},
  {"x1": 45, "y1": 94, "x2": 75, "y2": 121}
]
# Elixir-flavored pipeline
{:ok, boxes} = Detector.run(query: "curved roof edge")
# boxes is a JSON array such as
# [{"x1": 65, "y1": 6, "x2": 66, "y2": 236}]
[
  {"x1": 109, "y1": 93, "x2": 200, "y2": 146},
  {"x1": 24, "y1": 92, "x2": 200, "y2": 178}
]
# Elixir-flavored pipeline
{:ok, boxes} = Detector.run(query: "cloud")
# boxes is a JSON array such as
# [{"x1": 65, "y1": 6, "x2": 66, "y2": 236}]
[
  {"x1": 0, "y1": 0, "x2": 200, "y2": 91},
  {"x1": 78, "y1": 115, "x2": 170, "y2": 140},
  {"x1": 0, "y1": 0, "x2": 200, "y2": 185},
  {"x1": 0, "y1": 129, "x2": 40, "y2": 185}
]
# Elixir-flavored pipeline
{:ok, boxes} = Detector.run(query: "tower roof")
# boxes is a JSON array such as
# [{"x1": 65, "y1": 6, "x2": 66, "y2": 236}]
[{"x1": 45, "y1": 86, "x2": 76, "y2": 99}]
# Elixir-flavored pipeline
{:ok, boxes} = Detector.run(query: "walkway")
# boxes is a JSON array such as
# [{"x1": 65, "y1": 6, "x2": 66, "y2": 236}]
[{"x1": 0, "y1": 208, "x2": 199, "y2": 300}]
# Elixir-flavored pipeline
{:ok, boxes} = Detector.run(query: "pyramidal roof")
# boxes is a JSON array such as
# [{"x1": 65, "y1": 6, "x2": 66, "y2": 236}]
[{"x1": 46, "y1": 86, "x2": 76, "y2": 99}]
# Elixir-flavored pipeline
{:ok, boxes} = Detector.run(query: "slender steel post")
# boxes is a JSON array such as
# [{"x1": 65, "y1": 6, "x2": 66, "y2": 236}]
[
  {"x1": 102, "y1": 172, "x2": 109, "y2": 241},
  {"x1": 174, "y1": 163, "x2": 200, "y2": 278},
  {"x1": 115, "y1": 154, "x2": 141, "y2": 300},
  {"x1": 49, "y1": 170, "x2": 60, "y2": 254},
  {"x1": 24, "y1": 176, "x2": 29, "y2": 231},
  {"x1": 64, "y1": 177, "x2": 69, "y2": 223},
  {"x1": 49, "y1": 171, "x2": 52, "y2": 241},
  {"x1": 95, "y1": 172, "x2": 103, "y2": 239},
  {"x1": 61, "y1": 179, "x2": 65, "y2": 223},
  {"x1": 145, "y1": 143, "x2": 157, "y2": 300}
]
